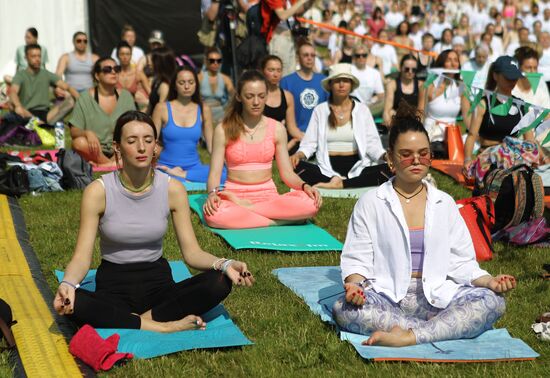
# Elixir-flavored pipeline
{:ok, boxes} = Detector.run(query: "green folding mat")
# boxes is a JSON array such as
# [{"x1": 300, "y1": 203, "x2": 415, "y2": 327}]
[
  {"x1": 188, "y1": 194, "x2": 343, "y2": 251},
  {"x1": 317, "y1": 186, "x2": 376, "y2": 199}
]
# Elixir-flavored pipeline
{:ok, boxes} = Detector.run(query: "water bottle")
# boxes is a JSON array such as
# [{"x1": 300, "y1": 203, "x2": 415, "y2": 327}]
[{"x1": 55, "y1": 121, "x2": 65, "y2": 149}]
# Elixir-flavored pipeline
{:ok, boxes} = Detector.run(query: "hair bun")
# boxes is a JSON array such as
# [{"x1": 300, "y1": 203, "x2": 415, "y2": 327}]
[{"x1": 391, "y1": 100, "x2": 423, "y2": 127}]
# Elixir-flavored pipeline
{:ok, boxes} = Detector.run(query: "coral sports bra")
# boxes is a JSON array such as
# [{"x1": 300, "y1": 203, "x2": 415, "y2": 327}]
[{"x1": 225, "y1": 117, "x2": 276, "y2": 171}]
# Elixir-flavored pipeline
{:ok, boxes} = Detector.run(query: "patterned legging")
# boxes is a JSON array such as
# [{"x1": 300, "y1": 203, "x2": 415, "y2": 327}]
[{"x1": 332, "y1": 278, "x2": 505, "y2": 344}]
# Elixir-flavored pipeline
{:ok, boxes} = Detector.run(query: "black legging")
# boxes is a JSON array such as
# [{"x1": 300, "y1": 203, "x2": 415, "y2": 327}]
[
  {"x1": 69, "y1": 258, "x2": 232, "y2": 329},
  {"x1": 295, "y1": 156, "x2": 392, "y2": 188}
]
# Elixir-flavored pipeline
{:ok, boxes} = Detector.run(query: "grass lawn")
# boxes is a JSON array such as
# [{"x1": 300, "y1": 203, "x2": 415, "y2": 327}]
[{"x1": 1, "y1": 145, "x2": 550, "y2": 376}]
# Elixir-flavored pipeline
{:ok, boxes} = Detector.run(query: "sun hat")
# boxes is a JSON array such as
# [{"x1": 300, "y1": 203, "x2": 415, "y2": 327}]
[
  {"x1": 493, "y1": 56, "x2": 523, "y2": 80},
  {"x1": 321, "y1": 63, "x2": 360, "y2": 92},
  {"x1": 148, "y1": 30, "x2": 165, "y2": 45}
]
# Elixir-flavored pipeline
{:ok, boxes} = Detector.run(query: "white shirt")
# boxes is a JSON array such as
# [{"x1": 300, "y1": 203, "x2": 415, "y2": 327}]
[
  {"x1": 433, "y1": 42, "x2": 452, "y2": 55},
  {"x1": 111, "y1": 46, "x2": 145, "y2": 65},
  {"x1": 410, "y1": 31, "x2": 424, "y2": 50},
  {"x1": 340, "y1": 180, "x2": 489, "y2": 308},
  {"x1": 539, "y1": 47, "x2": 550, "y2": 82},
  {"x1": 512, "y1": 80, "x2": 550, "y2": 110},
  {"x1": 351, "y1": 65, "x2": 384, "y2": 104},
  {"x1": 298, "y1": 100, "x2": 385, "y2": 179},
  {"x1": 371, "y1": 44, "x2": 398, "y2": 76},
  {"x1": 429, "y1": 21, "x2": 452, "y2": 40},
  {"x1": 385, "y1": 11, "x2": 405, "y2": 29},
  {"x1": 354, "y1": 24, "x2": 367, "y2": 36}
]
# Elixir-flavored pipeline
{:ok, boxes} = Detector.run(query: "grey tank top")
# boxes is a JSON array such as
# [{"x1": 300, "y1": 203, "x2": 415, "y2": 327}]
[
  {"x1": 99, "y1": 170, "x2": 170, "y2": 264},
  {"x1": 65, "y1": 52, "x2": 94, "y2": 92}
]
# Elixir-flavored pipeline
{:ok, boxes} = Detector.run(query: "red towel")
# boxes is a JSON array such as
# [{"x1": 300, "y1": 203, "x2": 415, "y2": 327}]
[{"x1": 69, "y1": 324, "x2": 133, "y2": 372}]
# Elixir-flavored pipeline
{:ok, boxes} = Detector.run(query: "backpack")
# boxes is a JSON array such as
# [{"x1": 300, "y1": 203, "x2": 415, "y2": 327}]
[
  {"x1": 481, "y1": 164, "x2": 545, "y2": 232},
  {"x1": 246, "y1": 3, "x2": 263, "y2": 37},
  {"x1": 456, "y1": 195, "x2": 495, "y2": 261},
  {"x1": 0, "y1": 123, "x2": 41, "y2": 146},
  {"x1": 56, "y1": 149, "x2": 93, "y2": 190},
  {"x1": 0, "y1": 165, "x2": 30, "y2": 197}
]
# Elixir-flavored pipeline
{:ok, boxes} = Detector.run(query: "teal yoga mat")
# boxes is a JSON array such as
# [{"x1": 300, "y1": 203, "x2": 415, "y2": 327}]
[
  {"x1": 188, "y1": 194, "x2": 343, "y2": 251},
  {"x1": 55, "y1": 261, "x2": 252, "y2": 359},
  {"x1": 171, "y1": 176, "x2": 207, "y2": 192},
  {"x1": 273, "y1": 266, "x2": 539, "y2": 362}
]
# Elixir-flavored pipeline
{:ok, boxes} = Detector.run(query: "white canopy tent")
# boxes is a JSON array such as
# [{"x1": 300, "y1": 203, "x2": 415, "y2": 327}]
[{"x1": 0, "y1": 0, "x2": 88, "y2": 79}]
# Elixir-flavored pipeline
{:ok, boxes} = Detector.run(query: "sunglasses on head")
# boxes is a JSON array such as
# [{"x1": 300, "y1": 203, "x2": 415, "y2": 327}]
[
  {"x1": 354, "y1": 53, "x2": 368, "y2": 58},
  {"x1": 208, "y1": 58, "x2": 222, "y2": 64},
  {"x1": 403, "y1": 67, "x2": 417, "y2": 73},
  {"x1": 100, "y1": 65, "x2": 122, "y2": 74},
  {"x1": 75, "y1": 38, "x2": 88, "y2": 44}
]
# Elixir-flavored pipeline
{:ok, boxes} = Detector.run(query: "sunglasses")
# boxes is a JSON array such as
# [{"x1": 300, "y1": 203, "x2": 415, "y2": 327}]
[
  {"x1": 75, "y1": 38, "x2": 88, "y2": 44},
  {"x1": 403, "y1": 67, "x2": 417, "y2": 73},
  {"x1": 100, "y1": 65, "x2": 122, "y2": 74},
  {"x1": 395, "y1": 151, "x2": 432, "y2": 168},
  {"x1": 354, "y1": 53, "x2": 368, "y2": 58},
  {"x1": 208, "y1": 58, "x2": 222, "y2": 64}
]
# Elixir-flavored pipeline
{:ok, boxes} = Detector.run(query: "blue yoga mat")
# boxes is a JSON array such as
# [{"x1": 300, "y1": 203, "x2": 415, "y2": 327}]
[
  {"x1": 188, "y1": 194, "x2": 343, "y2": 252},
  {"x1": 55, "y1": 261, "x2": 252, "y2": 359},
  {"x1": 273, "y1": 266, "x2": 539, "y2": 362},
  {"x1": 171, "y1": 176, "x2": 207, "y2": 192}
]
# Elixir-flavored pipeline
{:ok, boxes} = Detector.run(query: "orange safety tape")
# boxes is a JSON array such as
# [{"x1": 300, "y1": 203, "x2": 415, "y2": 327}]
[{"x1": 296, "y1": 17, "x2": 437, "y2": 58}]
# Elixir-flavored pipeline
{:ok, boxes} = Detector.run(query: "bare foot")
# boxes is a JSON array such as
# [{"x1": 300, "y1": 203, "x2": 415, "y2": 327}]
[
  {"x1": 314, "y1": 176, "x2": 344, "y2": 189},
  {"x1": 362, "y1": 326, "x2": 416, "y2": 347},
  {"x1": 164, "y1": 315, "x2": 206, "y2": 333},
  {"x1": 219, "y1": 191, "x2": 253, "y2": 208},
  {"x1": 157, "y1": 165, "x2": 187, "y2": 179}
]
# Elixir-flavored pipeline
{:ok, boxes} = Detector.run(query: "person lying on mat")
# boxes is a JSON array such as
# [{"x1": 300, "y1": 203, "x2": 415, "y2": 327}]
[
  {"x1": 152, "y1": 65, "x2": 226, "y2": 184},
  {"x1": 69, "y1": 57, "x2": 136, "y2": 167},
  {"x1": 289, "y1": 63, "x2": 391, "y2": 190},
  {"x1": 332, "y1": 103, "x2": 516, "y2": 347},
  {"x1": 204, "y1": 70, "x2": 321, "y2": 229},
  {"x1": 54, "y1": 110, "x2": 254, "y2": 332},
  {"x1": 463, "y1": 55, "x2": 543, "y2": 185}
]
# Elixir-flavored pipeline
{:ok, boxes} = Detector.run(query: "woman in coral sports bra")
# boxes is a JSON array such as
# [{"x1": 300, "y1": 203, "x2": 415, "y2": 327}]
[{"x1": 203, "y1": 70, "x2": 322, "y2": 229}]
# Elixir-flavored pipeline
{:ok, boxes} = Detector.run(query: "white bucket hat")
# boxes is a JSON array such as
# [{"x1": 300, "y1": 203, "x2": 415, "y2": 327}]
[{"x1": 321, "y1": 63, "x2": 360, "y2": 92}]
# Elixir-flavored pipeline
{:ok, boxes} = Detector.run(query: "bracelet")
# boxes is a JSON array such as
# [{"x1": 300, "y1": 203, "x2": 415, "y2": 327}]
[
  {"x1": 301, "y1": 182, "x2": 308, "y2": 191},
  {"x1": 221, "y1": 259, "x2": 234, "y2": 274},
  {"x1": 212, "y1": 258, "x2": 226, "y2": 271},
  {"x1": 208, "y1": 185, "x2": 225, "y2": 196},
  {"x1": 60, "y1": 280, "x2": 80, "y2": 290}
]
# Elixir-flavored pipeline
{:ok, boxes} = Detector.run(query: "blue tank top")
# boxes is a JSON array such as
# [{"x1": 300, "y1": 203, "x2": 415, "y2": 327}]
[{"x1": 158, "y1": 102, "x2": 202, "y2": 168}]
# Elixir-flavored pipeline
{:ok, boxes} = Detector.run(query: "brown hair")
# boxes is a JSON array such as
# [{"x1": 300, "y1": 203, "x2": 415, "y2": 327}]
[
  {"x1": 121, "y1": 24, "x2": 135, "y2": 39},
  {"x1": 388, "y1": 101, "x2": 428, "y2": 151},
  {"x1": 222, "y1": 70, "x2": 267, "y2": 141}
]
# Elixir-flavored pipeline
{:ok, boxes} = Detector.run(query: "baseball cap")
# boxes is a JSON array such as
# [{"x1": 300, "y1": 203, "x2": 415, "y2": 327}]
[{"x1": 492, "y1": 56, "x2": 523, "y2": 80}]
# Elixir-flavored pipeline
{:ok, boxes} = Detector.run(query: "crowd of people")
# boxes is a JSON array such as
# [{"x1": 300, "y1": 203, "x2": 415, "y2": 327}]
[{"x1": 1, "y1": 0, "x2": 549, "y2": 348}]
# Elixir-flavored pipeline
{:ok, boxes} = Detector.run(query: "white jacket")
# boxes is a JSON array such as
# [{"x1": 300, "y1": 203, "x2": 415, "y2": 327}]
[
  {"x1": 298, "y1": 100, "x2": 386, "y2": 179},
  {"x1": 340, "y1": 179, "x2": 489, "y2": 309}
]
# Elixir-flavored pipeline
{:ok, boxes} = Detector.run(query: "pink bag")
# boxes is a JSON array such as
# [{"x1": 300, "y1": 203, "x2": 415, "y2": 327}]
[{"x1": 495, "y1": 217, "x2": 550, "y2": 246}]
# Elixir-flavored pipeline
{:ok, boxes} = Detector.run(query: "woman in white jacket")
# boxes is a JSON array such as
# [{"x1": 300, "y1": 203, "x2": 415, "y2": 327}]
[
  {"x1": 332, "y1": 103, "x2": 516, "y2": 347},
  {"x1": 289, "y1": 63, "x2": 390, "y2": 189}
]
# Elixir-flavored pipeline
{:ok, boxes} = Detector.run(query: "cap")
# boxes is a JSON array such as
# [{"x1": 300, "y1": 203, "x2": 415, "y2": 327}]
[
  {"x1": 148, "y1": 30, "x2": 164, "y2": 45},
  {"x1": 493, "y1": 56, "x2": 523, "y2": 80},
  {"x1": 452, "y1": 36, "x2": 465, "y2": 46}
]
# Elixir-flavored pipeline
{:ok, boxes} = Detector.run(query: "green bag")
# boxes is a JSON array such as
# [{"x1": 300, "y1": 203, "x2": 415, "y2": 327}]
[{"x1": 34, "y1": 125, "x2": 55, "y2": 148}]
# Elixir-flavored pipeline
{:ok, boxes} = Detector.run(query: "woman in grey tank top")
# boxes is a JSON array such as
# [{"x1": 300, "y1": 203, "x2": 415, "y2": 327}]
[
  {"x1": 53, "y1": 110, "x2": 254, "y2": 332},
  {"x1": 56, "y1": 32, "x2": 99, "y2": 92}
]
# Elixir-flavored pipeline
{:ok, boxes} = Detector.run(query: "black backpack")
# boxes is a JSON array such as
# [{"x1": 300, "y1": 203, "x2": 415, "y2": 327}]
[
  {"x1": 0, "y1": 165, "x2": 30, "y2": 197},
  {"x1": 246, "y1": 3, "x2": 263, "y2": 37},
  {"x1": 56, "y1": 149, "x2": 93, "y2": 190},
  {"x1": 481, "y1": 164, "x2": 545, "y2": 232}
]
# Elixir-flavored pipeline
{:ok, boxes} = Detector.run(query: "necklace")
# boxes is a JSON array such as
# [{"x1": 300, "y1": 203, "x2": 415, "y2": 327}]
[
  {"x1": 118, "y1": 170, "x2": 154, "y2": 193},
  {"x1": 244, "y1": 122, "x2": 262, "y2": 140},
  {"x1": 331, "y1": 100, "x2": 351, "y2": 121},
  {"x1": 393, "y1": 184, "x2": 424, "y2": 203}
]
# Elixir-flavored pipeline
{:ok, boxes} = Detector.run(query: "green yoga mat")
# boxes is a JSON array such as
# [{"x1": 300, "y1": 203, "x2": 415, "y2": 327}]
[
  {"x1": 317, "y1": 186, "x2": 376, "y2": 199},
  {"x1": 188, "y1": 194, "x2": 343, "y2": 251}
]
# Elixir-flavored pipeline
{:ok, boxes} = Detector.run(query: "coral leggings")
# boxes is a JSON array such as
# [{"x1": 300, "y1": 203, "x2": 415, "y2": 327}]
[{"x1": 204, "y1": 179, "x2": 318, "y2": 229}]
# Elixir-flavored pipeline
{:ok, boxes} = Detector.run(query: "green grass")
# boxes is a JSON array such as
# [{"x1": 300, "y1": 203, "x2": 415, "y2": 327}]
[{"x1": 2, "y1": 162, "x2": 550, "y2": 376}]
